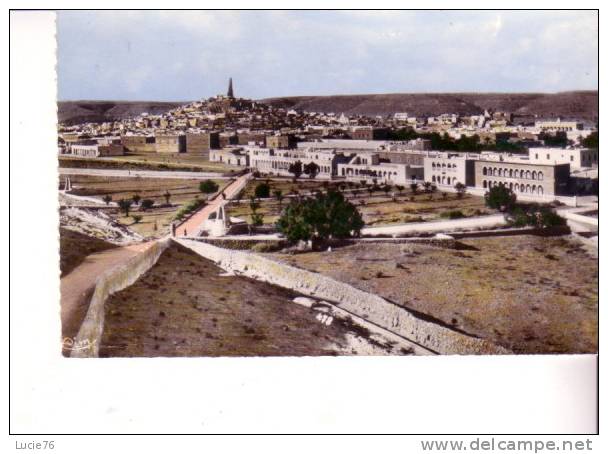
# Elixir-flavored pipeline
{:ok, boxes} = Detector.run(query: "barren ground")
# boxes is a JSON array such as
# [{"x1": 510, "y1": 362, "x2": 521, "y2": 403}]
[
  {"x1": 228, "y1": 178, "x2": 490, "y2": 226},
  {"x1": 59, "y1": 227, "x2": 118, "y2": 277},
  {"x1": 269, "y1": 235, "x2": 598, "y2": 354},
  {"x1": 99, "y1": 243, "x2": 406, "y2": 357},
  {"x1": 65, "y1": 175, "x2": 228, "y2": 237}
]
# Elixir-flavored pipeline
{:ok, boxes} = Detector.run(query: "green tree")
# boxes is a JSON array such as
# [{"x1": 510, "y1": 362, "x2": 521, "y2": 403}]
[
  {"x1": 276, "y1": 190, "x2": 364, "y2": 245},
  {"x1": 582, "y1": 131, "x2": 599, "y2": 148},
  {"x1": 395, "y1": 185, "x2": 405, "y2": 196},
  {"x1": 140, "y1": 199, "x2": 155, "y2": 211},
  {"x1": 132, "y1": 194, "x2": 141, "y2": 205},
  {"x1": 102, "y1": 194, "x2": 112, "y2": 205},
  {"x1": 273, "y1": 189, "x2": 284, "y2": 206},
  {"x1": 454, "y1": 182, "x2": 467, "y2": 198},
  {"x1": 118, "y1": 199, "x2": 133, "y2": 217},
  {"x1": 303, "y1": 161, "x2": 320, "y2": 179},
  {"x1": 288, "y1": 160, "x2": 303, "y2": 180},
  {"x1": 485, "y1": 184, "x2": 516, "y2": 212},
  {"x1": 423, "y1": 181, "x2": 432, "y2": 193},
  {"x1": 254, "y1": 182, "x2": 271, "y2": 198},
  {"x1": 199, "y1": 180, "x2": 219, "y2": 194}
]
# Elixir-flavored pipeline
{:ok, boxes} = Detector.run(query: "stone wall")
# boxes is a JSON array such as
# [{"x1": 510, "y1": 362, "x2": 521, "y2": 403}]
[
  {"x1": 175, "y1": 239, "x2": 510, "y2": 355},
  {"x1": 70, "y1": 238, "x2": 173, "y2": 358}
]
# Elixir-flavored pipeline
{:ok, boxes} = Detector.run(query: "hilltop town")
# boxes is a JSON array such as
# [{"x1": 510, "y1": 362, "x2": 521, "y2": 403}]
[{"x1": 58, "y1": 79, "x2": 598, "y2": 358}]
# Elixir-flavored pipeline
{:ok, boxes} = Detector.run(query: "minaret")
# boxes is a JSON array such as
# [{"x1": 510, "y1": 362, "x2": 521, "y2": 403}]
[{"x1": 227, "y1": 77, "x2": 234, "y2": 98}]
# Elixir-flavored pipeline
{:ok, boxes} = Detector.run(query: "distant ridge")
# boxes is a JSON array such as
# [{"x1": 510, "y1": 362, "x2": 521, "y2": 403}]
[
  {"x1": 260, "y1": 91, "x2": 598, "y2": 122},
  {"x1": 57, "y1": 100, "x2": 189, "y2": 125},
  {"x1": 57, "y1": 91, "x2": 598, "y2": 125}
]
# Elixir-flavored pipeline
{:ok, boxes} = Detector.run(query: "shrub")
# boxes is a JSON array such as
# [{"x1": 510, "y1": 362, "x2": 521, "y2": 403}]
[
  {"x1": 140, "y1": 199, "x2": 155, "y2": 211},
  {"x1": 199, "y1": 180, "x2": 219, "y2": 194},
  {"x1": 132, "y1": 194, "x2": 141, "y2": 205},
  {"x1": 132, "y1": 214, "x2": 143, "y2": 224},
  {"x1": 440, "y1": 209, "x2": 465, "y2": 219},
  {"x1": 250, "y1": 241, "x2": 282, "y2": 253},
  {"x1": 254, "y1": 182, "x2": 271, "y2": 198},
  {"x1": 102, "y1": 194, "x2": 112, "y2": 205}
]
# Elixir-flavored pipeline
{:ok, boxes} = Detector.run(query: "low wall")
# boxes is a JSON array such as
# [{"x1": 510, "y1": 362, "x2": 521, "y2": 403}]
[
  {"x1": 176, "y1": 239, "x2": 510, "y2": 355},
  {"x1": 70, "y1": 238, "x2": 172, "y2": 358}
]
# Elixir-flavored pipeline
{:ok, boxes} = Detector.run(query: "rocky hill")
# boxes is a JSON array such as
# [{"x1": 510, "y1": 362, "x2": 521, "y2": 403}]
[
  {"x1": 57, "y1": 100, "x2": 188, "y2": 125},
  {"x1": 260, "y1": 91, "x2": 598, "y2": 122}
]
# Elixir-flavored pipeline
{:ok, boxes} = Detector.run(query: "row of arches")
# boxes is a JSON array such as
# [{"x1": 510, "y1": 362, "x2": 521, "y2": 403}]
[
  {"x1": 482, "y1": 180, "x2": 544, "y2": 195},
  {"x1": 432, "y1": 175, "x2": 459, "y2": 186},
  {"x1": 482, "y1": 166, "x2": 544, "y2": 181},
  {"x1": 431, "y1": 162, "x2": 458, "y2": 170}
]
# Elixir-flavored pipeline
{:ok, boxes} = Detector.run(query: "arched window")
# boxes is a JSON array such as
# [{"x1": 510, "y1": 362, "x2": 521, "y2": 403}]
[
  {"x1": 538, "y1": 171, "x2": 543, "y2": 181},
  {"x1": 538, "y1": 186, "x2": 544, "y2": 195},
  {"x1": 483, "y1": 180, "x2": 487, "y2": 188},
  {"x1": 482, "y1": 167, "x2": 487, "y2": 176},
  {"x1": 532, "y1": 171, "x2": 537, "y2": 180},
  {"x1": 447, "y1": 177, "x2": 451, "y2": 185},
  {"x1": 525, "y1": 170, "x2": 531, "y2": 179},
  {"x1": 498, "y1": 168, "x2": 503, "y2": 177}
]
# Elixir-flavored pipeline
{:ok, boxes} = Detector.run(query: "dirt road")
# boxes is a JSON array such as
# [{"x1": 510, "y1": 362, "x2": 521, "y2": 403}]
[{"x1": 60, "y1": 241, "x2": 154, "y2": 355}]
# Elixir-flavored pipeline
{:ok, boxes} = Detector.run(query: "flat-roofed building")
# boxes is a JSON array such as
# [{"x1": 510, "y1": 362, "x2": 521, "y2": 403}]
[
  {"x1": 265, "y1": 134, "x2": 294, "y2": 149},
  {"x1": 237, "y1": 131, "x2": 266, "y2": 146},
  {"x1": 186, "y1": 132, "x2": 220, "y2": 156},
  {"x1": 69, "y1": 142, "x2": 124, "y2": 158},
  {"x1": 209, "y1": 148, "x2": 249, "y2": 166},
  {"x1": 535, "y1": 119, "x2": 583, "y2": 132},
  {"x1": 219, "y1": 132, "x2": 238, "y2": 148},
  {"x1": 249, "y1": 147, "x2": 348, "y2": 179},
  {"x1": 475, "y1": 160, "x2": 570, "y2": 197},
  {"x1": 121, "y1": 134, "x2": 156, "y2": 153},
  {"x1": 528, "y1": 147, "x2": 598, "y2": 170},
  {"x1": 424, "y1": 153, "x2": 476, "y2": 188},
  {"x1": 155, "y1": 134, "x2": 186, "y2": 153},
  {"x1": 338, "y1": 153, "x2": 423, "y2": 185},
  {"x1": 349, "y1": 126, "x2": 389, "y2": 141}
]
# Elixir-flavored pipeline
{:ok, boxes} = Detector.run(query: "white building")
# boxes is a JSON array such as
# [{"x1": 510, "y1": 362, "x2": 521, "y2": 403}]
[
  {"x1": 528, "y1": 147, "x2": 598, "y2": 170},
  {"x1": 337, "y1": 153, "x2": 423, "y2": 185},
  {"x1": 423, "y1": 153, "x2": 475, "y2": 188},
  {"x1": 248, "y1": 147, "x2": 348, "y2": 179}
]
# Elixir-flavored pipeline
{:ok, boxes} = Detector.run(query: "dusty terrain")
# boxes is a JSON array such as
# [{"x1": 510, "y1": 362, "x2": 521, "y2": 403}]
[
  {"x1": 59, "y1": 227, "x2": 118, "y2": 277},
  {"x1": 269, "y1": 235, "x2": 598, "y2": 354},
  {"x1": 227, "y1": 178, "x2": 489, "y2": 225},
  {"x1": 64, "y1": 175, "x2": 228, "y2": 237},
  {"x1": 100, "y1": 243, "x2": 406, "y2": 357},
  {"x1": 59, "y1": 154, "x2": 236, "y2": 173}
]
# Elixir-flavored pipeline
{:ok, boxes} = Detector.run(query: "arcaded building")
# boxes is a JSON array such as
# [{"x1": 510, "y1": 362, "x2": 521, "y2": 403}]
[
  {"x1": 337, "y1": 153, "x2": 423, "y2": 185},
  {"x1": 423, "y1": 153, "x2": 476, "y2": 188},
  {"x1": 474, "y1": 160, "x2": 571, "y2": 197},
  {"x1": 248, "y1": 147, "x2": 348, "y2": 178}
]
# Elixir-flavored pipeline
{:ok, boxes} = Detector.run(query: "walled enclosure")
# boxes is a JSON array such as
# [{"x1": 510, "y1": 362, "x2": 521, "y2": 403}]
[
  {"x1": 70, "y1": 238, "x2": 173, "y2": 358},
  {"x1": 175, "y1": 239, "x2": 510, "y2": 355}
]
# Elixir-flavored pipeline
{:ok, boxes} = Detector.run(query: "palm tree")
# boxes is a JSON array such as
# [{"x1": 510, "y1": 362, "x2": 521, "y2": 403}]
[
  {"x1": 102, "y1": 195, "x2": 112, "y2": 206},
  {"x1": 410, "y1": 183, "x2": 419, "y2": 195},
  {"x1": 273, "y1": 189, "x2": 284, "y2": 206}
]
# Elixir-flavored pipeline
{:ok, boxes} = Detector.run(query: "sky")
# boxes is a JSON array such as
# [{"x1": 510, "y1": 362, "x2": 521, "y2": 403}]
[{"x1": 56, "y1": 10, "x2": 598, "y2": 101}]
